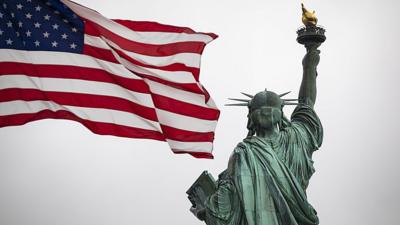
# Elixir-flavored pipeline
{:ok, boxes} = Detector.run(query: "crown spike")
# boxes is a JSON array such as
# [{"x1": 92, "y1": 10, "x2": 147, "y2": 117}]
[
  {"x1": 228, "y1": 98, "x2": 250, "y2": 103},
  {"x1": 240, "y1": 92, "x2": 254, "y2": 98},
  {"x1": 225, "y1": 103, "x2": 249, "y2": 106},
  {"x1": 279, "y1": 91, "x2": 291, "y2": 97}
]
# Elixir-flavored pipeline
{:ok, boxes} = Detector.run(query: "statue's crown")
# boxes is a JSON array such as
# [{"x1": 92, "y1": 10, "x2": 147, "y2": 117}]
[{"x1": 226, "y1": 89, "x2": 299, "y2": 109}]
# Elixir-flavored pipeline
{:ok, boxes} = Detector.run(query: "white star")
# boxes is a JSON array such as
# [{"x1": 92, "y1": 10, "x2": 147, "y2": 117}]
[
  {"x1": 10, "y1": 12, "x2": 14, "y2": 18},
  {"x1": 16, "y1": 31, "x2": 20, "y2": 37},
  {"x1": 6, "y1": 21, "x2": 12, "y2": 27},
  {"x1": 34, "y1": 40, "x2": 40, "y2": 47},
  {"x1": 3, "y1": 3, "x2": 7, "y2": 9},
  {"x1": 25, "y1": 30, "x2": 31, "y2": 37},
  {"x1": 34, "y1": 22, "x2": 41, "y2": 28},
  {"x1": 61, "y1": 33, "x2": 68, "y2": 39},
  {"x1": 52, "y1": 24, "x2": 59, "y2": 30},
  {"x1": 44, "y1": 14, "x2": 50, "y2": 20},
  {"x1": 18, "y1": 21, "x2": 23, "y2": 27},
  {"x1": 25, "y1": 13, "x2": 32, "y2": 19},
  {"x1": 51, "y1": 41, "x2": 58, "y2": 47},
  {"x1": 0, "y1": 12, "x2": 3, "y2": 18},
  {"x1": 71, "y1": 27, "x2": 77, "y2": 32},
  {"x1": 63, "y1": 19, "x2": 69, "y2": 23},
  {"x1": 6, "y1": 39, "x2": 12, "y2": 45},
  {"x1": 70, "y1": 43, "x2": 77, "y2": 49},
  {"x1": 0, "y1": 29, "x2": 3, "y2": 35},
  {"x1": 46, "y1": 1, "x2": 51, "y2": 6},
  {"x1": 27, "y1": 0, "x2": 32, "y2": 2},
  {"x1": 35, "y1": 5, "x2": 41, "y2": 11},
  {"x1": 54, "y1": 10, "x2": 60, "y2": 14},
  {"x1": 43, "y1": 31, "x2": 50, "y2": 38},
  {"x1": 16, "y1": 4, "x2": 23, "y2": 9}
]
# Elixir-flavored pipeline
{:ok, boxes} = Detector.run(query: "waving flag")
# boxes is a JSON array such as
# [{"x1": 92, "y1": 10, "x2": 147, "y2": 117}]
[{"x1": 0, "y1": 0, "x2": 219, "y2": 158}]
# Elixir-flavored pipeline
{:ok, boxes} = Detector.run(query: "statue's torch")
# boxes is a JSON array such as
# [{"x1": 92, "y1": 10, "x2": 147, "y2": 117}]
[{"x1": 296, "y1": 3, "x2": 326, "y2": 50}]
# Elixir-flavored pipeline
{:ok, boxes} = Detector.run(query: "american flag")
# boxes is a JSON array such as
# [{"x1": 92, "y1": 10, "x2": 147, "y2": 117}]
[{"x1": 0, "y1": 0, "x2": 219, "y2": 158}]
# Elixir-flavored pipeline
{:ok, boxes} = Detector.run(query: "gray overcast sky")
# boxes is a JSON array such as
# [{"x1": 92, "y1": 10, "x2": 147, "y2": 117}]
[{"x1": 1, "y1": 0, "x2": 400, "y2": 225}]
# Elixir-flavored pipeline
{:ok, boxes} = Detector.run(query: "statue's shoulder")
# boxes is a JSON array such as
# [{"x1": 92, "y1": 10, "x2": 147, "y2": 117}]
[
  {"x1": 232, "y1": 138, "x2": 252, "y2": 155},
  {"x1": 226, "y1": 140, "x2": 250, "y2": 172}
]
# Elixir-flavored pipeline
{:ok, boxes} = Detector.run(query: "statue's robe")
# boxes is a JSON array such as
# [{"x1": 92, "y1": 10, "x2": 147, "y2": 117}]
[{"x1": 204, "y1": 105, "x2": 323, "y2": 225}]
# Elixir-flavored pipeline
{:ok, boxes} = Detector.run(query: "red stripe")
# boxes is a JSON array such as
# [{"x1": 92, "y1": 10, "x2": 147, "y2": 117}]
[
  {"x1": 0, "y1": 88, "x2": 158, "y2": 122},
  {"x1": 112, "y1": 47, "x2": 200, "y2": 81},
  {"x1": 153, "y1": 94, "x2": 219, "y2": 120},
  {"x1": 84, "y1": 20, "x2": 208, "y2": 56},
  {"x1": 0, "y1": 62, "x2": 150, "y2": 94},
  {"x1": 83, "y1": 44, "x2": 119, "y2": 64},
  {"x1": 112, "y1": 20, "x2": 218, "y2": 39},
  {"x1": 161, "y1": 125, "x2": 214, "y2": 142},
  {"x1": 0, "y1": 109, "x2": 165, "y2": 141}
]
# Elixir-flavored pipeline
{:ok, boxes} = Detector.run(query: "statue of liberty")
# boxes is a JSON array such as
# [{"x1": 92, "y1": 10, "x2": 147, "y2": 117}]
[{"x1": 187, "y1": 4, "x2": 326, "y2": 225}]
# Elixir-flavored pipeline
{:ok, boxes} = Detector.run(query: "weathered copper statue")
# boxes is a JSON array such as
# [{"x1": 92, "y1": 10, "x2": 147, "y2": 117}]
[{"x1": 187, "y1": 4, "x2": 326, "y2": 225}]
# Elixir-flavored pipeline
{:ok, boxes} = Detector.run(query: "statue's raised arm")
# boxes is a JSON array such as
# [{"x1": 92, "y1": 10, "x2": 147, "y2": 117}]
[{"x1": 299, "y1": 43, "x2": 320, "y2": 108}]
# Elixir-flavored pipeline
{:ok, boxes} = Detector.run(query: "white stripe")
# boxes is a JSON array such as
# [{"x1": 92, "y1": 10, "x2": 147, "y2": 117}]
[
  {"x1": 0, "y1": 49, "x2": 143, "y2": 80},
  {"x1": 119, "y1": 58, "x2": 197, "y2": 84},
  {"x1": 84, "y1": 34, "x2": 110, "y2": 49},
  {"x1": 156, "y1": 109, "x2": 217, "y2": 132},
  {"x1": 0, "y1": 100, "x2": 161, "y2": 131},
  {"x1": 64, "y1": 0, "x2": 213, "y2": 45},
  {"x1": 0, "y1": 75, "x2": 155, "y2": 108},
  {"x1": 146, "y1": 80, "x2": 218, "y2": 109},
  {"x1": 166, "y1": 139, "x2": 212, "y2": 152},
  {"x1": 85, "y1": 35, "x2": 201, "y2": 68},
  {"x1": 132, "y1": 31, "x2": 213, "y2": 45}
]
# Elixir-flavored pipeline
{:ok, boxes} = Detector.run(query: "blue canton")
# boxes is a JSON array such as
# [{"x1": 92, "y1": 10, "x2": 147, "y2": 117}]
[{"x1": 0, "y1": 0, "x2": 83, "y2": 53}]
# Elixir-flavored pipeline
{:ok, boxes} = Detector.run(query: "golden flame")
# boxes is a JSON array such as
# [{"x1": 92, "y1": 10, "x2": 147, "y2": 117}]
[{"x1": 301, "y1": 3, "x2": 318, "y2": 26}]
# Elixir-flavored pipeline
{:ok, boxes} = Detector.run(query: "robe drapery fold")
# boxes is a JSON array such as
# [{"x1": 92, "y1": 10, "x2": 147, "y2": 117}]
[{"x1": 205, "y1": 105, "x2": 323, "y2": 225}]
